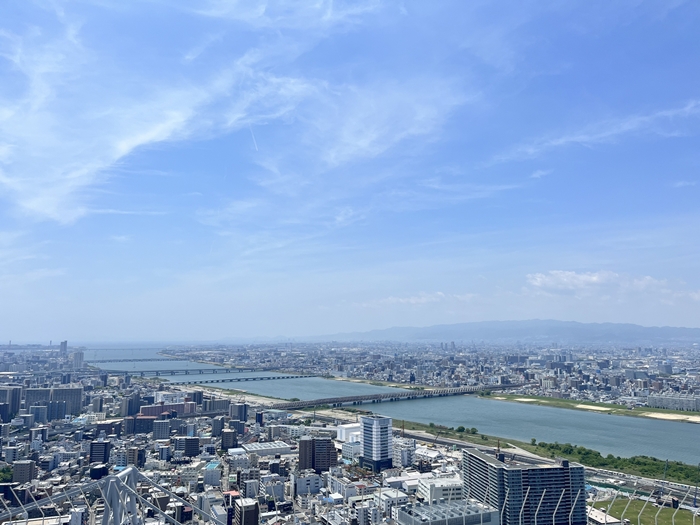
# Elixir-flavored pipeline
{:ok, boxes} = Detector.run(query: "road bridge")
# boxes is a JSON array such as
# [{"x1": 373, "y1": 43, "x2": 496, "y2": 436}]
[
  {"x1": 169, "y1": 374, "x2": 317, "y2": 385},
  {"x1": 86, "y1": 358, "x2": 189, "y2": 363},
  {"x1": 268, "y1": 383, "x2": 523, "y2": 410},
  {"x1": 95, "y1": 367, "x2": 273, "y2": 376}
]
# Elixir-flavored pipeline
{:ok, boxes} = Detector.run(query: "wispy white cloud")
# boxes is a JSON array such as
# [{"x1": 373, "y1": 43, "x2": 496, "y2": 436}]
[
  {"x1": 0, "y1": 2, "x2": 386, "y2": 223},
  {"x1": 182, "y1": 33, "x2": 223, "y2": 63},
  {"x1": 310, "y1": 79, "x2": 468, "y2": 167},
  {"x1": 530, "y1": 169, "x2": 551, "y2": 179},
  {"x1": 672, "y1": 180, "x2": 696, "y2": 188},
  {"x1": 110, "y1": 235, "x2": 131, "y2": 243},
  {"x1": 192, "y1": 0, "x2": 382, "y2": 30},
  {"x1": 527, "y1": 270, "x2": 621, "y2": 291},
  {"x1": 525, "y1": 269, "x2": 675, "y2": 298},
  {"x1": 360, "y1": 292, "x2": 476, "y2": 308},
  {"x1": 492, "y1": 100, "x2": 700, "y2": 164}
]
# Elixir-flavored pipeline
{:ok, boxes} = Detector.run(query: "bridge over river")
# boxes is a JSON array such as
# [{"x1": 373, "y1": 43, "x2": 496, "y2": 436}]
[
  {"x1": 86, "y1": 358, "x2": 189, "y2": 363},
  {"x1": 169, "y1": 374, "x2": 317, "y2": 385},
  {"x1": 95, "y1": 367, "x2": 275, "y2": 376},
  {"x1": 267, "y1": 383, "x2": 523, "y2": 410}
]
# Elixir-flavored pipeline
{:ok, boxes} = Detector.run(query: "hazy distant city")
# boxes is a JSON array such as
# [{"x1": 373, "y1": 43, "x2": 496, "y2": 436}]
[{"x1": 0, "y1": 334, "x2": 696, "y2": 525}]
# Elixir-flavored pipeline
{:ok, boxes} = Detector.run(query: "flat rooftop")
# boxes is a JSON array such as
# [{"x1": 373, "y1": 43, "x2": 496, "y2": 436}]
[{"x1": 464, "y1": 448, "x2": 576, "y2": 470}]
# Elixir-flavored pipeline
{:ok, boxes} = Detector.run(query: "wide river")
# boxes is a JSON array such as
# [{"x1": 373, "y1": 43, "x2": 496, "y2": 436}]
[{"x1": 88, "y1": 350, "x2": 699, "y2": 464}]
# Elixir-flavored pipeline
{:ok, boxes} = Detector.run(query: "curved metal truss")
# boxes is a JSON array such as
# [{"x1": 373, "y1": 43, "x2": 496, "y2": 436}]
[{"x1": 0, "y1": 467, "x2": 221, "y2": 525}]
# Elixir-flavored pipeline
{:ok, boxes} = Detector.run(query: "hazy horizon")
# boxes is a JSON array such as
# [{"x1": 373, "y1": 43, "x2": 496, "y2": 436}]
[{"x1": 2, "y1": 2, "x2": 700, "y2": 341}]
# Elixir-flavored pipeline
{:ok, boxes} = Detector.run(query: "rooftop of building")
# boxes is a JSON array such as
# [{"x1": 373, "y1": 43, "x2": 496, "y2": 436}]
[
  {"x1": 398, "y1": 500, "x2": 498, "y2": 520},
  {"x1": 463, "y1": 448, "x2": 579, "y2": 470}
]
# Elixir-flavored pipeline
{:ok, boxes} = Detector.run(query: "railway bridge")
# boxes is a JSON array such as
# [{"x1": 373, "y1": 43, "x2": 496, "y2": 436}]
[
  {"x1": 268, "y1": 383, "x2": 523, "y2": 410},
  {"x1": 169, "y1": 374, "x2": 317, "y2": 385}
]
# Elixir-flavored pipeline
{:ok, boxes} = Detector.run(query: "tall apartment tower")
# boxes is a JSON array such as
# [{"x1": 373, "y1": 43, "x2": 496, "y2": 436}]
[
  {"x1": 12, "y1": 460, "x2": 37, "y2": 483},
  {"x1": 221, "y1": 429, "x2": 238, "y2": 450},
  {"x1": 230, "y1": 403, "x2": 248, "y2": 422},
  {"x1": 90, "y1": 439, "x2": 111, "y2": 464},
  {"x1": 24, "y1": 388, "x2": 51, "y2": 409},
  {"x1": 462, "y1": 449, "x2": 586, "y2": 525},
  {"x1": 299, "y1": 436, "x2": 338, "y2": 474},
  {"x1": 0, "y1": 386, "x2": 22, "y2": 418},
  {"x1": 51, "y1": 387, "x2": 83, "y2": 416},
  {"x1": 47, "y1": 400, "x2": 67, "y2": 421},
  {"x1": 59, "y1": 341, "x2": 68, "y2": 354},
  {"x1": 72, "y1": 350, "x2": 84, "y2": 370},
  {"x1": 359, "y1": 415, "x2": 393, "y2": 473},
  {"x1": 153, "y1": 419, "x2": 171, "y2": 440},
  {"x1": 299, "y1": 436, "x2": 314, "y2": 471},
  {"x1": 234, "y1": 498, "x2": 259, "y2": 525}
]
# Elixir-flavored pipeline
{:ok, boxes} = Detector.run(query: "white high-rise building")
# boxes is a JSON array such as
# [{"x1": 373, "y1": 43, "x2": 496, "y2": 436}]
[
  {"x1": 359, "y1": 415, "x2": 392, "y2": 473},
  {"x1": 72, "y1": 350, "x2": 84, "y2": 370}
]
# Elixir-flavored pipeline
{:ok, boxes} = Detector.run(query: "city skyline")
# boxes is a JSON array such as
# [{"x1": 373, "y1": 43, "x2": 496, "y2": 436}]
[{"x1": 2, "y1": 2, "x2": 700, "y2": 341}]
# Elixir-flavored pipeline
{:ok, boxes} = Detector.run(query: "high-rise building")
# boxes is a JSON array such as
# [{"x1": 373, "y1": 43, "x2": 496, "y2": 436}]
[
  {"x1": 126, "y1": 447, "x2": 146, "y2": 468},
  {"x1": 359, "y1": 415, "x2": 393, "y2": 473},
  {"x1": 234, "y1": 498, "x2": 259, "y2": 525},
  {"x1": 229, "y1": 420, "x2": 245, "y2": 434},
  {"x1": 299, "y1": 436, "x2": 338, "y2": 474},
  {"x1": 0, "y1": 386, "x2": 22, "y2": 418},
  {"x1": 153, "y1": 419, "x2": 171, "y2": 440},
  {"x1": 462, "y1": 450, "x2": 586, "y2": 525},
  {"x1": 72, "y1": 350, "x2": 84, "y2": 370},
  {"x1": 90, "y1": 440, "x2": 111, "y2": 464},
  {"x1": 202, "y1": 397, "x2": 230, "y2": 412},
  {"x1": 4, "y1": 446, "x2": 19, "y2": 463},
  {"x1": 299, "y1": 436, "x2": 314, "y2": 471},
  {"x1": 121, "y1": 392, "x2": 141, "y2": 417},
  {"x1": 12, "y1": 460, "x2": 37, "y2": 483},
  {"x1": 211, "y1": 416, "x2": 225, "y2": 437},
  {"x1": 221, "y1": 429, "x2": 238, "y2": 450},
  {"x1": 24, "y1": 388, "x2": 51, "y2": 410},
  {"x1": 51, "y1": 387, "x2": 83, "y2": 416},
  {"x1": 29, "y1": 405, "x2": 48, "y2": 425},
  {"x1": 59, "y1": 341, "x2": 68, "y2": 354},
  {"x1": 0, "y1": 403, "x2": 9, "y2": 424},
  {"x1": 47, "y1": 400, "x2": 67, "y2": 421},
  {"x1": 230, "y1": 403, "x2": 248, "y2": 422},
  {"x1": 183, "y1": 437, "x2": 200, "y2": 457}
]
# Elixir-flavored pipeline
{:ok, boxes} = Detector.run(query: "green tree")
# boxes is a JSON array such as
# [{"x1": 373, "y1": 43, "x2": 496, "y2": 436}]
[
  {"x1": 456, "y1": 426, "x2": 466, "y2": 433},
  {"x1": 470, "y1": 427, "x2": 478, "y2": 434},
  {"x1": 531, "y1": 438, "x2": 537, "y2": 446},
  {"x1": 429, "y1": 422, "x2": 435, "y2": 428},
  {"x1": 0, "y1": 467, "x2": 11, "y2": 482}
]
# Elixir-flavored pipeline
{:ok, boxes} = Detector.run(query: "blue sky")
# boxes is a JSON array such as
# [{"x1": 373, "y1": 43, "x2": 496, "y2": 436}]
[{"x1": 1, "y1": 1, "x2": 699, "y2": 342}]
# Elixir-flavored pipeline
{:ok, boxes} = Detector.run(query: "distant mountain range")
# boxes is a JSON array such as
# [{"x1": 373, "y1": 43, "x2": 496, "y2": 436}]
[{"x1": 308, "y1": 320, "x2": 700, "y2": 345}]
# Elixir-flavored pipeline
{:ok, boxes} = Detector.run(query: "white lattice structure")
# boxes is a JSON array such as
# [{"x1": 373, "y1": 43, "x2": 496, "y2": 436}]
[{"x1": 0, "y1": 467, "x2": 224, "y2": 525}]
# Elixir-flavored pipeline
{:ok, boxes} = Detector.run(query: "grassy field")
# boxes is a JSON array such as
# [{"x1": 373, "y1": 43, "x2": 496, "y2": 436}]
[{"x1": 595, "y1": 498, "x2": 698, "y2": 525}]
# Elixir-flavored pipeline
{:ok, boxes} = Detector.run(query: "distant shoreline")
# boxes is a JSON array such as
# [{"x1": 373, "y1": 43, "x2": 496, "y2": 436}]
[{"x1": 489, "y1": 394, "x2": 700, "y2": 424}]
